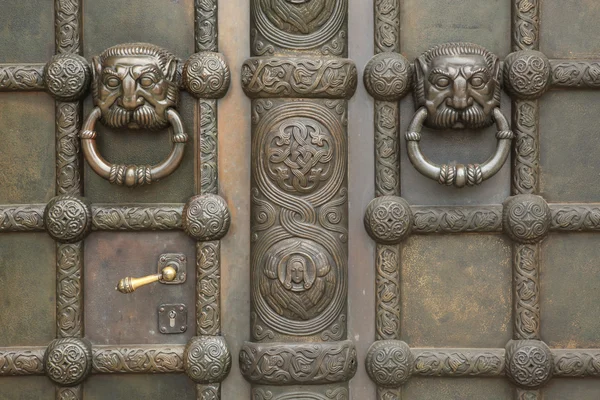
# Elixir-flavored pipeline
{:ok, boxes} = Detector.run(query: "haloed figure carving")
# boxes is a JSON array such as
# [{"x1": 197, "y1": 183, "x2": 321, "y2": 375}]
[
  {"x1": 92, "y1": 43, "x2": 180, "y2": 130},
  {"x1": 414, "y1": 43, "x2": 501, "y2": 129}
]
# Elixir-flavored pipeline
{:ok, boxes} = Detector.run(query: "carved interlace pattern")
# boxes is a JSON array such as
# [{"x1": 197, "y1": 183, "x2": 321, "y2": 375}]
[
  {"x1": 92, "y1": 205, "x2": 182, "y2": 231},
  {"x1": 366, "y1": 340, "x2": 413, "y2": 387},
  {"x1": 200, "y1": 99, "x2": 219, "y2": 194},
  {"x1": 412, "y1": 206, "x2": 502, "y2": 233},
  {"x1": 376, "y1": 246, "x2": 400, "y2": 340},
  {"x1": 0, "y1": 65, "x2": 45, "y2": 90},
  {"x1": 0, "y1": 348, "x2": 45, "y2": 376},
  {"x1": 513, "y1": 101, "x2": 539, "y2": 194},
  {"x1": 413, "y1": 350, "x2": 505, "y2": 377},
  {"x1": 57, "y1": 387, "x2": 81, "y2": 400},
  {"x1": 195, "y1": 0, "x2": 218, "y2": 52},
  {"x1": 242, "y1": 57, "x2": 357, "y2": 99},
  {"x1": 513, "y1": 0, "x2": 539, "y2": 52},
  {"x1": 239, "y1": 341, "x2": 357, "y2": 385},
  {"x1": 56, "y1": 102, "x2": 83, "y2": 196},
  {"x1": 197, "y1": 241, "x2": 221, "y2": 335},
  {"x1": 374, "y1": 102, "x2": 399, "y2": 197},
  {"x1": 551, "y1": 61, "x2": 600, "y2": 88},
  {"x1": 375, "y1": 0, "x2": 400, "y2": 54},
  {"x1": 252, "y1": 387, "x2": 349, "y2": 400},
  {"x1": 55, "y1": 0, "x2": 81, "y2": 55},
  {"x1": 92, "y1": 346, "x2": 184, "y2": 373},
  {"x1": 57, "y1": 243, "x2": 83, "y2": 338},
  {"x1": 514, "y1": 244, "x2": 540, "y2": 340},
  {"x1": 184, "y1": 336, "x2": 231, "y2": 383},
  {"x1": 553, "y1": 350, "x2": 600, "y2": 377},
  {"x1": 0, "y1": 205, "x2": 44, "y2": 231},
  {"x1": 551, "y1": 204, "x2": 600, "y2": 231}
]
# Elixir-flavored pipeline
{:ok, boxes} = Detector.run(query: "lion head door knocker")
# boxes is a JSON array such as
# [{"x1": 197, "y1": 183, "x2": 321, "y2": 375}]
[
  {"x1": 407, "y1": 42, "x2": 513, "y2": 188},
  {"x1": 80, "y1": 43, "x2": 187, "y2": 187}
]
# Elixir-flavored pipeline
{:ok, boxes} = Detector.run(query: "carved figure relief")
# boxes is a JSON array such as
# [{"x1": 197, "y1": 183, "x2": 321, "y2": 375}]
[{"x1": 252, "y1": 102, "x2": 347, "y2": 336}]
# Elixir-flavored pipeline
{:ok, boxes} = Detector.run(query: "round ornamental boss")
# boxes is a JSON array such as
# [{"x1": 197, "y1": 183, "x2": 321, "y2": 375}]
[
  {"x1": 183, "y1": 52, "x2": 231, "y2": 99},
  {"x1": 364, "y1": 52, "x2": 412, "y2": 101},
  {"x1": 505, "y1": 340, "x2": 553, "y2": 389},
  {"x1": 44, "y1": 195, "x2": 92, "y2": 243},
  {"x1": 184, "y1": 336, "x2": 232, "y2": 383},
  {"x1": 366, "y1": 340, "x2": 413, "y2": 387},
  {"x1": 44, "y1": 338, "x2": 92, "y2": 386},
  {"x1": 503, "y1": 194, "x2": 551, "y2": 244},
  {"x1": 364, "y1": 196, "x2": 413, "y2": 244},
  {"x1": 503, "y1": 50, "x2": 551, "y2": 100},
  {"x1": 44, "y1": 54, "x2": 91, "y2": 101},
  {"x1": 183, "y1": 194, "x2": 231, "y2": 241}
]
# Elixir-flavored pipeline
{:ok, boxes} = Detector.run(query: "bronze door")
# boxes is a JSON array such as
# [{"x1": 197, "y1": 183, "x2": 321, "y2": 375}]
[{"x1": 2, "y1": 1, "x2": 600, "y2": 399}]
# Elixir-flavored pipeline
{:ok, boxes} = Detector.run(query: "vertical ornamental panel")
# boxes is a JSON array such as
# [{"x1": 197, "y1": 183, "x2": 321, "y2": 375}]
[{"x1": 242, "y1": 1, "x2": 358, "y2": 398}]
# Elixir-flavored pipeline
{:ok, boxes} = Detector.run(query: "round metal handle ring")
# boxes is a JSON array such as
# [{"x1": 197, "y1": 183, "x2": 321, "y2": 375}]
[
  {"x1": 405, "y1": 107, "x2": 513, "y2": 188},
  {"x1": 80, "y1": 107, "x2": 188, "y2": 187}
]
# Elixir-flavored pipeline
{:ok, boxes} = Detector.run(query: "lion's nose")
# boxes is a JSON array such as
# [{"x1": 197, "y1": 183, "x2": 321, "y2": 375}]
[
  {"x1": 447, "y1": 77, "x2": 472, "y2": 110},
  {"x1": 121, "y1": 95, "x2": 144, "y2": 110}
]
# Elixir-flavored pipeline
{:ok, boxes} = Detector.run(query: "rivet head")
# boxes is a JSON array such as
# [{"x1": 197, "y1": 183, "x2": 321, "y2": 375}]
[
  {"x1": 44, "y1": 54, "x2": 91, "y2": 101},
  {"x1": 503, "y1": 50, "x2": 551, "y2": 100},
  {"x1": 506, "y1": 340, "x2": 553, "y2": 389},
  {"x1": 44, "y1": 195, "x2": 92, "y2": 243},
  {"x1": 183, "y1": 194, "x2": 231, "y2": 241},
  {"x1": 183, "y1": 52, "x2": 231, "y2": 99},
  {"x1": 503, "y1": 194, "x2": 551, "y2": 244},
  {"x1": 184, "y1": 336, "x2": 231, "y2": 383},
  {"x1": 364, "y1": 52, "x2": 412, "y2": 101},
  {"x1": 366, "y1": 340, "x2": 413, "y2": 387},
  {"x1": 44, "y1": 338, "x2": 92, "y2": 386}
]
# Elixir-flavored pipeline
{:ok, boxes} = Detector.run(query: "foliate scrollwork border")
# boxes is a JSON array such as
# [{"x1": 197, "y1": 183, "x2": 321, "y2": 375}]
[
  {"x1": 91, "y1": 346, "x2": 185, "y2": 374},
  {"x1": 0, "y1": 348, "x2": 45, "y2": 376},
  {"x1": 0, "y1": 64, "x2": 45, "y2": 91},
  {"x1": 239, "y1": 341, "x2": 357, "y2": 385}
]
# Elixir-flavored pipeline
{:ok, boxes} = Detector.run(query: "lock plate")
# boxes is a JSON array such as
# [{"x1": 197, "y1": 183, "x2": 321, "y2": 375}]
[
  {"x1": 158, "y1": 304, "x2": 188, "y2": 334},
  {"x1": 158, "y1": 253, "x2": 187, "y2": 284}
]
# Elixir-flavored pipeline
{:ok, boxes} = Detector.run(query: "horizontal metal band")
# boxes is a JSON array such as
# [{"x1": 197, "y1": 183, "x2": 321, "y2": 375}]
[
  {"x1": 92, "y1": 345, "x2": 185, "y2": 373},
  {"x1": 0, "y1": 204, "x2": 45, "y2": 232},
  {"x1": 92, "y1": 204, "x2": 184, "y2": 231},
  {"x1": 0, "y1": 64, "x2": 45, "y2": 91},
  {"x1": 239, "y1": 340, "x2": 357, "y2": 385},
  {"x1": 550, "y1": 203, "x2": 600, "y2": 231},
  {"x1": 0, "y1": 347, "x2": 45, "y2": 376},
  {"x1": 553, "y1": 349, "x2": 600, "y2": 377},
  {"x1": 241, "y1": 57, "x2": 357, "y2": 99},
  {"x1": 550, "y1": 60, "x2": 600, "y2": 89},
  {"x1": 412, "y1": 348, "x2": 506, "y2": 377},
  {"x1": 412, "y1": 205, "x2": 503, "y2": 234}
]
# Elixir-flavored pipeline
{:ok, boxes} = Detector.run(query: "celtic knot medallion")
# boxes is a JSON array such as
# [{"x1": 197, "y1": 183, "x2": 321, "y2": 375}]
[
  {"x1": 506, "y1": 340, "x2": 553, "y2": 389},
  {"x1": 266, "y1": 117, "x2": 334, "y2": 195},
  {"x1": 366, "y1": 340, "x2": 413, "y2": 387},
  {"x1": 364, "y1": 196, "x2": 413, "y2": 244},
  {"x1": 44, "y1": 54, "x2": 91, "y2": 101},
  {"x1": 364, "y1": 52, "x2": 412, "y2": 101},
  {"x1": 184, "y1": 336, "x2": 232, "y2": 383},
  {"x1": 183, "y1": 194, "x2": 231, "y2": 241},
  {"x1": 44, "y1": 338, "x2": 92, "y2": 386},
  {"x1": 503, "y1": 50, "x2": 551, "y2": 100},
  {"x1": 44, "y1": 196, "x2": 92, "y2": 243},
  {"x1": 183, "y1": 52, "x2": 231, "y2": 99},
  {"x1": 503, "y1": 194, "x2": 551, "y2": 244}
]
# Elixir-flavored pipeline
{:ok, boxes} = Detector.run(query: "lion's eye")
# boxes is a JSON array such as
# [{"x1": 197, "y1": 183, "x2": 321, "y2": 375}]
[
  {"x1": 470, "y1": 75, "x2": 486, "y2": 88},
  {"x1": 105, "y1": 77, "x2": 120, "y2": 89},
  {"x1": 139, "y1": 76, "x2": 156, "y2": 88},
  {"x1": 434, "y1": 77, "x2": 450, "y2": 88}
]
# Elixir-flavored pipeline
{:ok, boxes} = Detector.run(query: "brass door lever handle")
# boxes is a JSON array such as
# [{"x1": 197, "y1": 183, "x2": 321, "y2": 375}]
[{"x1": 116, "y1": 266, "x2": 177, "y2": 294}]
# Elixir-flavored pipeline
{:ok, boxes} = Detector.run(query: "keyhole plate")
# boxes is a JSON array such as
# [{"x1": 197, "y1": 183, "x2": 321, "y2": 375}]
[{"x1": 158, "y1": 303, "x2": 188, "y2": 334}]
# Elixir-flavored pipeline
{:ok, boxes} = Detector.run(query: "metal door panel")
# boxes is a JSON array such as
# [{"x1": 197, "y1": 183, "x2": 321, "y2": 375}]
[
  {"x1": 0, "y1": 234, "x2": 56, "y2": 347},
  {"x1": 0, "y1": 94, "x2": 55, "y2": 204},
  {"x1": 404, "y1": 377, "x2": 514, "y2": 400},
  {"x1": 0, "y1": 1, "x2": 53, "y2": 63},
  {"x1": 84, "y1": 232, "x2": 196, "y2": 345},
  {"x1": 540, "y1": 91, "x2": 600, "y2": 202},
  {"x1": 541, "y1": 233, "x2": 600, "y2": 348},
  {"x1": 0, "y1": 377, "x2": 55, "y2": 400},
  {"x1": 83, "y1": 375, "x2": 196, "y2": 400},
  {"x1": 401, "y1": 235, "x2": 512, "y2": 348},
  {"x1": 82, "y1": 0, "x2": 195, "y2": 58},
  {"x1": 544, "y1": 380, "x2": 600, "y2": 400},
  {"x1": 540, "y1": 0, "x2": 600, "y2": 58},
  {"x1": 399, "y1": 0, "x2": 511, "y2": 60}
]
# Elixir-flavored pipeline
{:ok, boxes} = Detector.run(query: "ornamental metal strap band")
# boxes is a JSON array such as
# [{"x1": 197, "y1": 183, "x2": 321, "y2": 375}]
[{"x1": 242, "y1": 0, "x2": 357, "y2": 397}]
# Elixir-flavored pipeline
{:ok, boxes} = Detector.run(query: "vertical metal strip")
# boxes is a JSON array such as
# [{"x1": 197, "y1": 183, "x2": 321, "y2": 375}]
[
  {"x1": 374, "y1": 2, "x2": 402, "y2": 400},
  {"x1": 55, "y1": 1, "x2": 84, "y2": 398},
  {"x1": 512, "y1": 1, "x2": 541, "y2": 399},
  {"x1": 195, "y1": 1, "x2": 222, "y2": 398}
]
